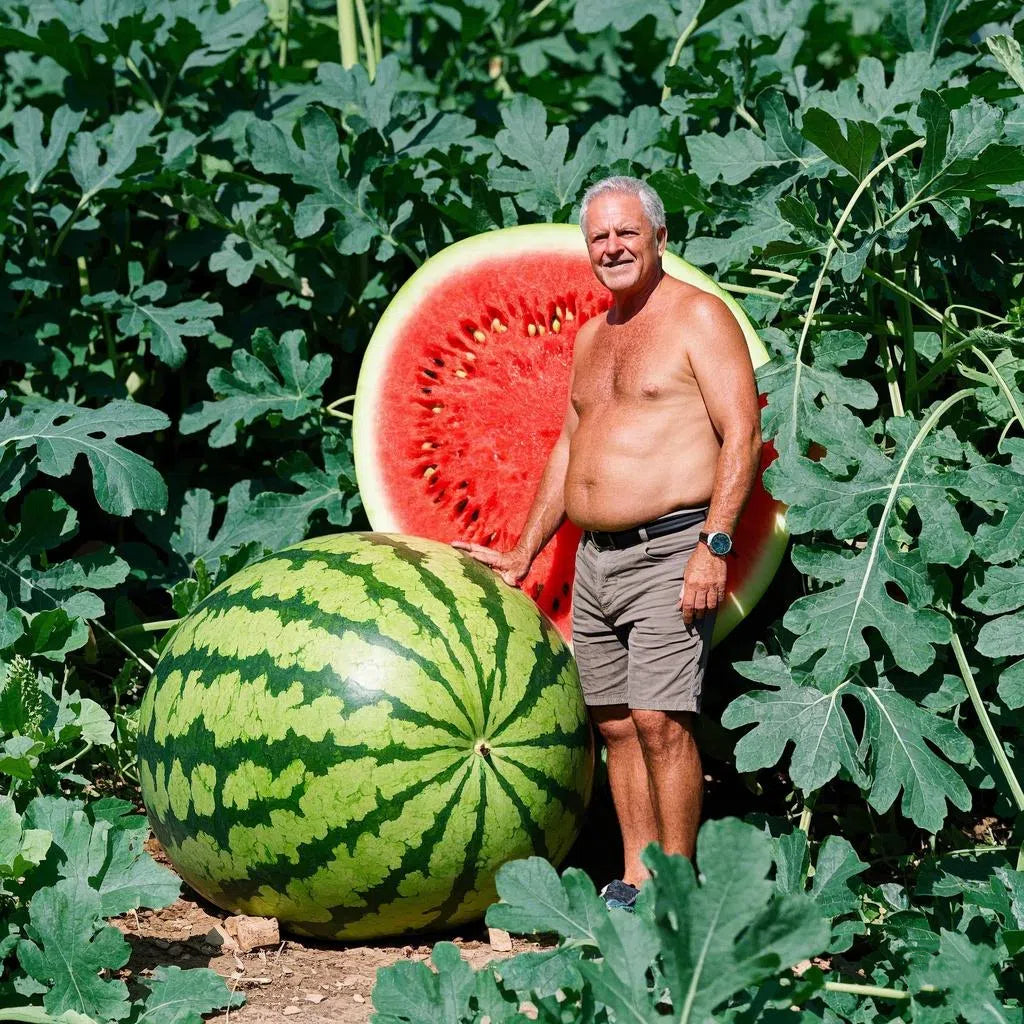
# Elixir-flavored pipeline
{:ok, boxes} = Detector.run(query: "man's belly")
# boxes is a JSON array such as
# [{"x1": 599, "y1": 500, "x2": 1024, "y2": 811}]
[{"x1": 564, "y1": 412, "x2": 720, "y2": 531}]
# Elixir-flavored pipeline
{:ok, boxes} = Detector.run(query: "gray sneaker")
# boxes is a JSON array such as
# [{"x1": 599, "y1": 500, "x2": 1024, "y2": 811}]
[{"x1": 599, "y1": 879, "x2": 639, "y2": 911}]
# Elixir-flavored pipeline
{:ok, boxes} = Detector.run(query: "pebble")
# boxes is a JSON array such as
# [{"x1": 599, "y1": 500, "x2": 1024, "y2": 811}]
[{"x1": 282, "y1": 1006, "x2": 302, "y2": 1016}]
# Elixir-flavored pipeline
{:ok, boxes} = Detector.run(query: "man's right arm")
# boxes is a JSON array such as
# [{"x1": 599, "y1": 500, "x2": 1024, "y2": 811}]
[{"x1": 452, "y1": 359, "x2": 580, "y2": 587}]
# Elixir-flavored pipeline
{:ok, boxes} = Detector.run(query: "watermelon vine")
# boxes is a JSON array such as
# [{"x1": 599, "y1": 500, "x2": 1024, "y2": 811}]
[{"x1": 1, "y1": 0, "x2": 1023, "y2": 1021}]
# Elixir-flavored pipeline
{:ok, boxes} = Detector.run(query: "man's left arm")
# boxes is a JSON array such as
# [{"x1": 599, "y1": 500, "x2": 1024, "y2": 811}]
[{"x1": 680, "y1": 293, "x2": 762, "y2": 627}]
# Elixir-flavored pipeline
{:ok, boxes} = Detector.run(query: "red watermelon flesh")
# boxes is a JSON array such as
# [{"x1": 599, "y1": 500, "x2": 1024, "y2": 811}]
[{"x1": 353, "y1": 225, "x2": 788, "y2": 645}]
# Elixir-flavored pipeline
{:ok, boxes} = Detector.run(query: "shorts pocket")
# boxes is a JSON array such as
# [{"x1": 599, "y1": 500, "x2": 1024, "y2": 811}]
[{"x1": 641, "y1": 531, "x2": 688, "y2": 562}]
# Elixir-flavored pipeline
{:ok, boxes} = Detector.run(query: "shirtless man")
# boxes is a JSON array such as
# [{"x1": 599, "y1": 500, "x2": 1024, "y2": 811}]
[{"x1": 455, "y1": 175, "x2": 761, "y2": 908}]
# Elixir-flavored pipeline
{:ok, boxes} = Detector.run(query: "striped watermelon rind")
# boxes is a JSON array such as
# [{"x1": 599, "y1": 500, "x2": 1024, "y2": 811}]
[
  {"x1": 352, "y1": 224, "x2": 789, "y2": 646},
  {"x1": 137, "y1": 533, "x2": 593, "y2": 941}
]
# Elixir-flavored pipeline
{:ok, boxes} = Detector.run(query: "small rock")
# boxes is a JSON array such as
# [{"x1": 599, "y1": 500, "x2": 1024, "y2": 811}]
[
  {"x1": 304, "y1": 993, "x2": 324, "y2": 1003},
  {"x1": 488, "y1": 928, "x2": 513, "y2": 952},
  {"x1": 223, "y1": 915, "x2": 280, "y2": 952},
  {"x1": 204, "y1": 926, "x2": 238, "y2": 951},
  {"x1": 282, "y1": 1006, "x2": 302, "y2": 1016},
  {"x1": 152, "y1": 939, "x2": 170, "y2": 950},
  {"x1": 281, "y1": 966, "x2": 294, "y2": 976},
  {"x1": 352, "y1": 994, "x2": 365, "y2": 1004},
  {"x1": 167, "y1": 944, "x2": 183, "y2": 956}
]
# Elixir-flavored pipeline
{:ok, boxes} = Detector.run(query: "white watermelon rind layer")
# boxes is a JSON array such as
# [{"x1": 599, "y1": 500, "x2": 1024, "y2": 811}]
[{"x1": 353, "y1": 223, "x2": 789, "y2": 646}]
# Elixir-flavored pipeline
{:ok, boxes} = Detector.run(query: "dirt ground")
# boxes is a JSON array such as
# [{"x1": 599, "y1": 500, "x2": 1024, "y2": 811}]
[
  {"x1": 113, "y1": 892, "x2": 541, "y2": 1024},
  {"x1": 111, "y1": 842, "x2": 541, "y2": 1024}
]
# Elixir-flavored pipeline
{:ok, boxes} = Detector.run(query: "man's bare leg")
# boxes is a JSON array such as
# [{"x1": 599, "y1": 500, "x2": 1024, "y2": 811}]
[
  {"x1": 591, "y1": 704, "x2": 659, "y2": 885},
  {"x1": 631, "y1": 709, "x2": 702, "y2": 860}
]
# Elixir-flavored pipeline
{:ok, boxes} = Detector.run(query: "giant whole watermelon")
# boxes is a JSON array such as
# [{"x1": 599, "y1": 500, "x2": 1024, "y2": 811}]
[{"x1": 137, "y1": 533, "x2": 593, "y2": 941}]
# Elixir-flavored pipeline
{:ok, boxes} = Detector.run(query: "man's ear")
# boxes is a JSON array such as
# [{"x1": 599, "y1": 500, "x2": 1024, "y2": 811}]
[{"x1": 656, "y1": 225, "x2": 667, "y2": 257}]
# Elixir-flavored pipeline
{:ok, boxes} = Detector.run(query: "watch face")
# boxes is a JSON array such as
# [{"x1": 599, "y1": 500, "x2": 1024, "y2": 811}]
[{"x1": 709, "y1": 532, "x2": 732, "y2": 555}]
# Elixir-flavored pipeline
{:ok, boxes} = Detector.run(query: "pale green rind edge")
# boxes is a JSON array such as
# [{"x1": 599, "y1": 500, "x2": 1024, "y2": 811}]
[{"x1": 352, "y1": 224, "x2": 789, "y2": 644}]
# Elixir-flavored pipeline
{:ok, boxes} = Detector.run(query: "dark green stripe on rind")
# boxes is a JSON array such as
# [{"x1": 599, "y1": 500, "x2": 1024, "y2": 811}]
[{"x1": 137, "y1": 533, "x2": 592, "y2": 940}]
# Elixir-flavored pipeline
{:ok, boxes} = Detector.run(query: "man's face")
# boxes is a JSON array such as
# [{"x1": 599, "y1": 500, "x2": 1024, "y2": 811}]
[{"x1": 583, "y1": 192, "x2": 666, "y2": 296}]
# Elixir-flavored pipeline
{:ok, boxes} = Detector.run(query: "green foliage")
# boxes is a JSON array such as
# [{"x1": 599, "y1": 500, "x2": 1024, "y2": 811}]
[
  {"x1": 374, "y1": 818, "x2": 1024, "y2": 1022},
  {"x1": 1, "y1": 0, "x2": 1023, "y2": 1018}
]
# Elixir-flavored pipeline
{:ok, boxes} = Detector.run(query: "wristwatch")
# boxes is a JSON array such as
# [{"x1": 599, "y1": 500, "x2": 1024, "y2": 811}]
[{"x1": 699, "y1": 530, "x2": 733, "y2": 556}]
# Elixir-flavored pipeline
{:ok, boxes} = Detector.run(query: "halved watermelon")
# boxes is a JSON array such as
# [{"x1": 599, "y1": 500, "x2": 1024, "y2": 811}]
[{"x1": 353, "y1": 224, "x2": 787, "y2": 645}]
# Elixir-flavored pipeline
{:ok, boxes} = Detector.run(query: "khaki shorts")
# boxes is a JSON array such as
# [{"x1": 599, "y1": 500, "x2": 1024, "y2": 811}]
[{"x1": 571, "y1": 508, "x2": 716, "y2": 713}]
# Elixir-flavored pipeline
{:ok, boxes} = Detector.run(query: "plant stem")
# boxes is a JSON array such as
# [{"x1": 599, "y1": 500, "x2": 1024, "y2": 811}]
[
  {"x1": 54, "y1": 741, "x2": 94, "y2": 773},
  {"x1": 527, "y1": 0, "x2": 557, "y2": 17},
  {"x1": 750, "y1": 268, "x2": 799, "y2": 282},
  {"x1": 50, "y1": 200, "x2": 85, "y2": 259},
  {"x1": 734, "y1": 103, "x2": 763, "y2": 135},
  {"x1": 970, "y1": 347, "x2": 1024, "y2": 437},
  {"x1": 895, "y1": 249, "x2": 918, "y2": 414},
  {"x1": 945, "y1": 303, "x2": 1009, "y2": 325},
  {"x1": 950, "y1": 630, "x2": 1024, "y2": 830},
  {"x1": 124, "y1": 55, "x2": 165, "y2": 117},
  {"x1": 719, "y1": 283, "x2": 785, "y2": 299},
  {"x1": 278, "y1": 0, "x2": 290, "y2": 68},
  {"x1": 661, "y1": 11, "x2": 701, "y2": 101},
  {"x1": 824, "y1": 980, "x2": 932, "y2": 999},
  {"x1": 785, "y1": 138, "x2": 926, "y2": 448},
  {"x1": 93, "y1": 619, "x2": 155, "y2": 673},
  {"x1": 798, "y1": 793, "x2": 814, "y2": 835},
  {"x1": 354, "y1": 0, "x2": 377, "y2": 79},
  {"x1": 113, "y1": 619, "x2": 179, "y2": 639},
  {"x1": 338, "y1": 0, "x2": 359, "y2": 68},
  {"x1": 862, "y1": 266, "x2": 954, "y2": 334},
  {"x1": 878, "y1": 327, "x2": 905, "y2": 417}
]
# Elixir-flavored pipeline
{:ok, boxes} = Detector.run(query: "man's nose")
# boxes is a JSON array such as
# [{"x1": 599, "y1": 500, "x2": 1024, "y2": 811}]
[{"x1": 605, "y1": 231, "x2": 623, "y2": 253}]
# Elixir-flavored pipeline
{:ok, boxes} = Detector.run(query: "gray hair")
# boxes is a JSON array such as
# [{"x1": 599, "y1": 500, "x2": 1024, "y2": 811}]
[{"x1": 579, "y1": 176, "x2": 666, "y2": 235}]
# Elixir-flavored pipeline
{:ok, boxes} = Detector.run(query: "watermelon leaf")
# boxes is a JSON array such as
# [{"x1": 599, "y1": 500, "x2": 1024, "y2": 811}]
[
  {"x1": 67, "y1": 110, "x2": 160, "y2": 204},
  {"x1": 0, "y1": 401, "x2": 169, "y2": 516},
  {"x1": 724, "y1": 657, "x2": 973, "y2": 832},
  {"x1": 0, "y1": 491, "x2": 129, "y2": 658},
  {"x1": 756, "y1": 328, "x2": 878, "y2": 454},
  {"x1": 134, "y1": 965, "x2": 244, "y2": 1024},
  {"x1": 639, "y1": 822, "x2": 830, "y2": 1020},
  {"x1": 246, "y1": 108, "x2": 386, "y2": 253},
  {"x1": 477, "y1": 820, "x2": 830, "y2": 1021},
  {"x1": 16, "y1": 877, "x2": 131, "y2": 1021},
  {"x1": 490, "y1": 96, "x2": 606, "y2": 218},
  {"x1": 0, "y1": 795, "x2": 51, "y2": 880},
  {"x1": 371, "y1": 942, "x2": 481, "y2": 1023},
  {"x1": 912, "y1": 930, "x2": 1013, "y2": 1024},
  {"x1": 83, "y1": 261, "x2": 222, "y2": 369},
  {"x1": 0, "y1": 105, "x2": 84, "y2": 194},
  {"x1": 179, "y1": 328, "x2": 331, "y2": 448},
  {"x1": 24, "y1": 796, "x2": 181, "y2": 917},
  {"x1": 485, "y1": 857, "x2": 608, "y2": 942}
]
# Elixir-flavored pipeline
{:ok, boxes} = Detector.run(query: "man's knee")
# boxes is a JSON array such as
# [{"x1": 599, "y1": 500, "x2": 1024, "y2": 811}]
[
  {"x1": 631, "y1": 708, "x2": 696, "y2": 757},
  {"x1": 590, "y1": 704, "x2": 636, "y2": 746}
]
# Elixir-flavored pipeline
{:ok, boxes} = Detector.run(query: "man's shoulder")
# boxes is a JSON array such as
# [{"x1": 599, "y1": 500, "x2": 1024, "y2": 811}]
[
  {"x1": 574, "y1": 313, "x2": 603, "y2": 345},
  {"x1": 661, "y1": 276, "x2": 723, "y2": 313}
]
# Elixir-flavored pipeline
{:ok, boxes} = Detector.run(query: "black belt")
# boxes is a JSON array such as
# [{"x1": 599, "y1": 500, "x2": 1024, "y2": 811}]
[{"x1": 583, "y1": 507, "x2": 709, "y2": 552}]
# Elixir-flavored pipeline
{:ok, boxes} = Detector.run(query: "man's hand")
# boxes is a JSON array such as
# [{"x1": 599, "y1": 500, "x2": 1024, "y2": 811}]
[
  {"x1": 679, "y1": 544, "x2": 727, "y2": 626},
  {"x1": 451, "y1": 541, "x2": 532, "y2": 588}
]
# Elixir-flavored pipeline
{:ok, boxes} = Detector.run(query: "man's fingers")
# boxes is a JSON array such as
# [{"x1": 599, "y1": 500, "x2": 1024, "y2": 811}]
[{"x1": 451, "y1": 541, "x2": 499, "y2": 564}]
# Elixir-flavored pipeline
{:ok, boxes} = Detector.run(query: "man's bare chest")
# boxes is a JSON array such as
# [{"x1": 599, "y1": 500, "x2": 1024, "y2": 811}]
[{"x1": 572, "y1": 326, "x2": 695, "y2": 411}]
